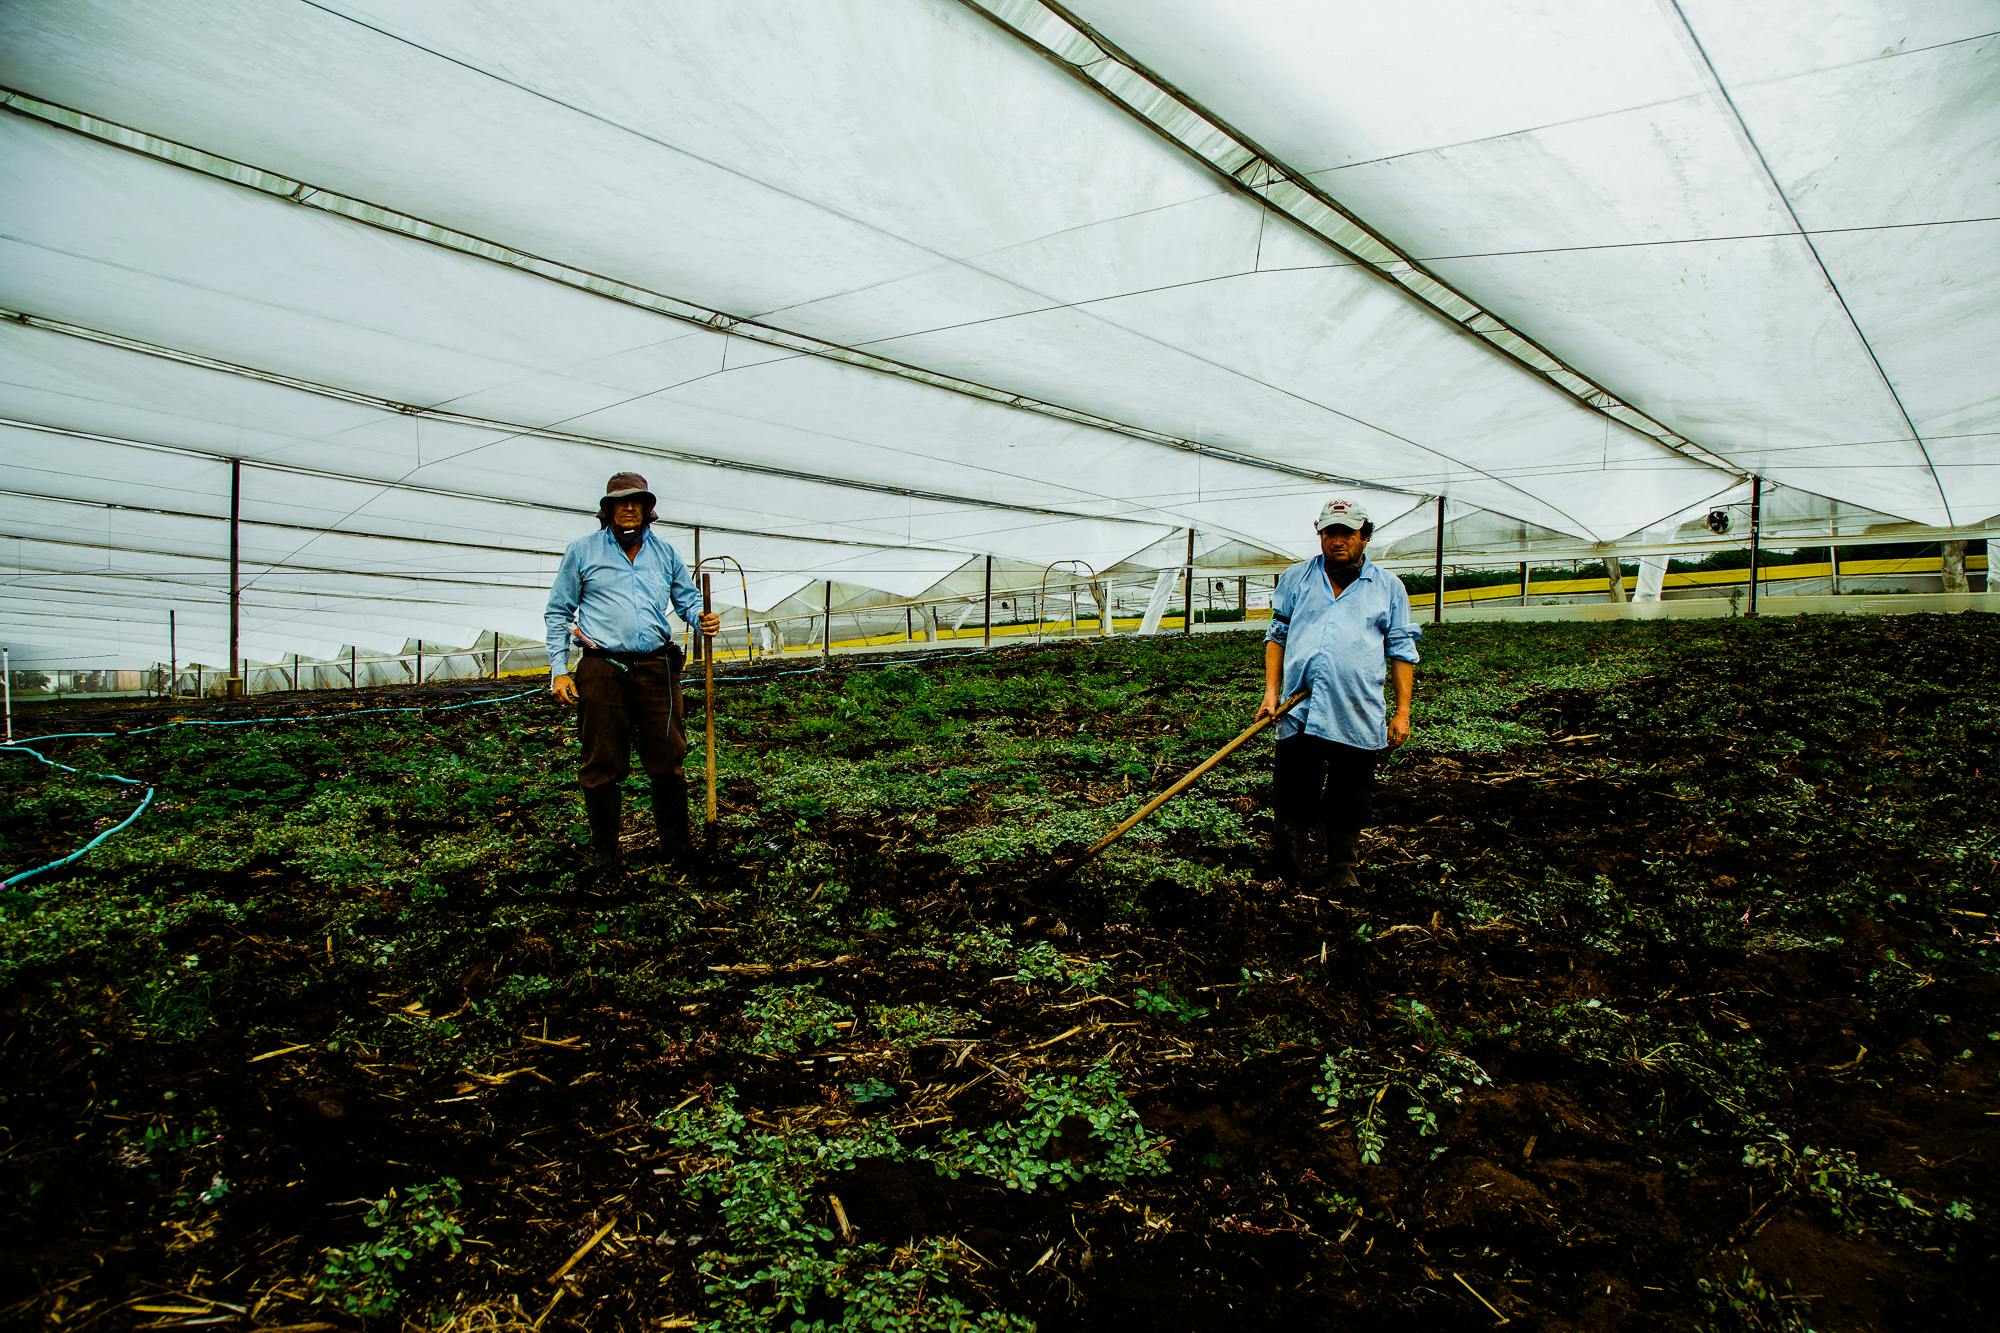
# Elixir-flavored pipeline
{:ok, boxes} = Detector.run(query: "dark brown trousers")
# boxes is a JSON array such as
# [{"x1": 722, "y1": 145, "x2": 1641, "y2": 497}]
[
  {"x1": 1273, "y1": 733, "x2": 1382, "y2": 834},
  {"x1": 575, "y1": 650, "x2": 686, "y2": 790}
]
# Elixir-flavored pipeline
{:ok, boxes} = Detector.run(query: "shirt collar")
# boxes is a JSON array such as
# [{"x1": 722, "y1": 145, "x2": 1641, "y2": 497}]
[
  {"x1": 1314, "y1": 553, "x2": 1376, "y2": 585},
  {"x1": 600, "y1": 526, "x2": 654, "y2": 556}
]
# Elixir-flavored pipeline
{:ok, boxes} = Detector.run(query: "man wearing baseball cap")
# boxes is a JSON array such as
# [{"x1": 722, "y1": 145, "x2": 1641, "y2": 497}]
[
  {"x1": 545, "y1": 472, "x2": 721, "y2": 883},
  {"x1": 1256, "y1": 498, "x2": 1420, "y2": 889}
]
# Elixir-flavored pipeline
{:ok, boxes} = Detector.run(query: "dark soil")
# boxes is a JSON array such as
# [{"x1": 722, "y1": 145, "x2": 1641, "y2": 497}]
[{"x1": 1, "y1": 615, "x2": 1995, "y2": 1331}]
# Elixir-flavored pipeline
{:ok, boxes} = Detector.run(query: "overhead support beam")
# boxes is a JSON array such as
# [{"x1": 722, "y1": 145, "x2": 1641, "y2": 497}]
[
  {"x1": 954, "y1": 0, "x2": 1746, "y2": 479},
  {"x1": 0, "y1": 312, "x2": 1178, "y2": 540},
  {"x1": 0, "y1": 417, "x2": 982, "y2": 562},
  {"x1": 0, "y1": 89, "x2": 1397, "y2": 505}
]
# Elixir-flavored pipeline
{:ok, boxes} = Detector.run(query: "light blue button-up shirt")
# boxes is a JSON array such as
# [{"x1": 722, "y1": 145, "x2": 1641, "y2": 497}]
[
  {"x1": 1265, "y1": 555, "x2": 1421, "y2": 750},
  {"x1": 544, "y1": 528, "x2": 704, "y2": 680}
]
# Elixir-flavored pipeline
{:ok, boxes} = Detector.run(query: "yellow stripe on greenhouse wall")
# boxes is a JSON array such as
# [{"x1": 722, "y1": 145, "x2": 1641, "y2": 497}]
[
  {"x1": 1408, "y1": 553, "x2": 1986, "y2": 611},
  {"x1": 682, "y1": 552, "x2": 1986, "y2": 658}
]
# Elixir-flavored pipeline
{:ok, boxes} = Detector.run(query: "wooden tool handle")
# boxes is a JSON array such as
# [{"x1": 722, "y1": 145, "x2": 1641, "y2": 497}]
[
  {"x1": 1077, "y1": 686, "x2": 1310, "y2": 863},
  {"x1": 702, "y1": 574, "x2": 717, "y2": 828}
]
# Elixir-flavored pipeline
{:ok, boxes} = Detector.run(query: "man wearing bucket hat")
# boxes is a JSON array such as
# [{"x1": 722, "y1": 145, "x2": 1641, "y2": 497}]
[
  {"x1": 1256, "y1": 498, "x2": 1420, "y2": 890},
  {"x1": 545, "y1": 472, "x2": 721, "y2": 882}
]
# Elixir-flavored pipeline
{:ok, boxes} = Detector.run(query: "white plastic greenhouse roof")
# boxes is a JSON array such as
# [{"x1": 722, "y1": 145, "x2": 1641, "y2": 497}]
[{"x1": 1, "y1": 1, "x2": 1994, "y2": 668}]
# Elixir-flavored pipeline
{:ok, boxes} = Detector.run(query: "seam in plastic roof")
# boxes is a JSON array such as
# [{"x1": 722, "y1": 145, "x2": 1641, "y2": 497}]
[
  {"x1": 960, "y1": 0, "x2": 1750, "y2": 482},
  {"x1": 0, "y1": 89, "x2": 1399, "y2": 506}
]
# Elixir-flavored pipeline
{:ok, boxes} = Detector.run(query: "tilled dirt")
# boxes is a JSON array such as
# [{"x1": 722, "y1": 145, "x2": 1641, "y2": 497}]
[{"x1": 2, "y1": 619, "x2": 1995, "y2": 1330}]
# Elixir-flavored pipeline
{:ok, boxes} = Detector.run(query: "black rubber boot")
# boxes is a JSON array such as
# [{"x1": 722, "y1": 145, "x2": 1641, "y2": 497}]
[
  {"x1": 583, "y1": 785, "x2": 623, "y2": 884},
  {"x1": 650, "y1": 773, "x2": 692, "y2": 867},
  {"x1": 1272, "y1": 819, "x2": 1310, "y2": 887},
  {"x1": 1325, "y1": 824, "x2": 1362, "y2": 892}
]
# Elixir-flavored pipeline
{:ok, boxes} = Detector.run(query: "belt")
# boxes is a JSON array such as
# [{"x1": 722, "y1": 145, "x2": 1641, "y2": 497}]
[{"x1": 581, "y1": 644, "x2": 668, "y2": 663}]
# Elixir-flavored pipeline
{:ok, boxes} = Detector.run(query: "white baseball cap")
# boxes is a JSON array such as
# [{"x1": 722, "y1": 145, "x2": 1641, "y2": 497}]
[{"x1": 1314, "y1": 497, "x2": 1371, "y2": 532}]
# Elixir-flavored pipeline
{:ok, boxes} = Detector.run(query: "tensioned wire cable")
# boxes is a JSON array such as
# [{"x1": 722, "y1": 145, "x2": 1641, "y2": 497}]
[
  {"x1": 2, "y1": 429, "x2": 1987, "y2": 587},
  {"x1": 5, "y1": 444, "x2": 1982, "y2": 597},
  {"x1": 1663, "y1": 0, "x2": 1951, "y2": 526},
  {"x1": 9, "y1": 453, "x2": 1983, "y2": 593}
]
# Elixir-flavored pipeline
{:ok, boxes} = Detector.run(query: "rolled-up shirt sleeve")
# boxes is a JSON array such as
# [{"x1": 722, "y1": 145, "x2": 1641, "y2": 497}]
[
  {"x1": 1265, "y1": 568, "x2": 1294, "y2": 646},
  {"x1": 662, "y1": 543, "x2": 704, "y2": 629},
  {"x1": 1384, "y1": 579, "x2": 1422, "y2": 665},
  {"x1": 544, "y1": 546, "x2": 583, "y2": 680}
]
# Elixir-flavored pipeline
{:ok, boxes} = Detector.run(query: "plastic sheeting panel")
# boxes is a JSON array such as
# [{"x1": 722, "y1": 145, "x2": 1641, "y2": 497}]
[{"x1": 0, "y1": 0, "x2": 1993, "y2": 666}]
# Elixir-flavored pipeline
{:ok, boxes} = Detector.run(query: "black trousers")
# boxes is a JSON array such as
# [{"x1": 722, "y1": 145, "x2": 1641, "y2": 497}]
[
  {"x1": 575, "y1": 649, "x2": 685, "y2": 791},
  {"x1": 1273, "y1": 733, "x2": 1382, "y2": 834}
]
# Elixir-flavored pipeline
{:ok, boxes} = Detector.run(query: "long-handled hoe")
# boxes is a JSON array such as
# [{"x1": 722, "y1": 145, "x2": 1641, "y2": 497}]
[{"x1": 1060, "y1": 686, "x2": 1309, "y2": 876}]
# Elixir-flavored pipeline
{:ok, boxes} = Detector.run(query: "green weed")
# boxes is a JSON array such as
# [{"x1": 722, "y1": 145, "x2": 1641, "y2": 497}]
[
  {"x1": 315, "y1": 1178, "x2": 465, "y2": 1318},
  {"x1": 742, "y1": 982, "x2": 851, "y2": 1056},
  {"x1": 1313, "y1": 1042, "x2": 1490, "y2": 1165}
]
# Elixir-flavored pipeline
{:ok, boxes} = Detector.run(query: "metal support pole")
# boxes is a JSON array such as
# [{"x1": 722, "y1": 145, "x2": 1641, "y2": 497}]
[
  {"x1": 228, "y1": 458, "x2": 242, "y2": 695},
  {"x1": 1236, "y1": 575, "x2": 1246, "y2": 615},
  {"x1": 1748, "y1": 475, "x2": 1763, "y2": 615},
  {"x1": 169, "y1": 610, "x2": 177, "y2": 698},
  {"x1": 983, "y1": 556, "x2": 993, "y2": 648},
  {"x1": 1182, "y1": 528, "x2": 1194, "y2": 635},
  {"x1": 1432, "y1": 496, "x2": 1446, "y2": 625},
  {"x1": 906, "y1": 606, "x2": 913, "y2": 643},
  {"x1": 350, "y1": 646, "x2": 357, "y2": 691},
  {"x1": 1518, "y1": 562, "x2": 1529, "y2": 606},
  {"x1": 292, "y1": 653, "x2": 299, "y2": 691},
  {"x1": 822, "y1": 581, "x2": 832, "y2": 663},
  {"x1": 3, "y1": 647, "x2": 11, "y2": 743},
  {"x1": 415, "y1": 641, "x2": 422, "y2": 684},
  {"x1": 492, "y1": 629, "x2": 500, "y2": 679},
  {"x1": 195, "y1": 664, "x2": 202, "y2": 698}
]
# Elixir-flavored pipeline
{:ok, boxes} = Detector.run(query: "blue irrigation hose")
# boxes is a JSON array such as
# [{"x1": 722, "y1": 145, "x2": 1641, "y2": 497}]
[
  {"x1": 1, "y1": 686, "x2": 544, "y2": 888},
  {"x1": 0, "y1": 743, "x2": 156, "y2": 889},
  {"x1": 5, "y1": 643, "x2": 1003, "y2": 886}
]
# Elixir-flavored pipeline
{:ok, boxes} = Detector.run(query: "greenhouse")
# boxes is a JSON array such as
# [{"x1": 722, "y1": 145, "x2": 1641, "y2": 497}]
[{"x1": 1, "y1": 2, "x2": 1994, "y2": 1329}]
